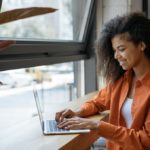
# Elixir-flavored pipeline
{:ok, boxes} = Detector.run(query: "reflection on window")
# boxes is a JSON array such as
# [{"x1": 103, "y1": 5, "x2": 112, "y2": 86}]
[
  {"x1": 0, "y1": 0, "x2": 91, "y2": 41},
  {"x1": 0, "y1": 62, "x2": 77, "y2": 130}
]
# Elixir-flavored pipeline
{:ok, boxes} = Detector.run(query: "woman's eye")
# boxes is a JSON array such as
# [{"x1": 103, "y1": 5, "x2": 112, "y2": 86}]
[{"x1": 118, "y1": 48, "x2": 125, "y2": 52}]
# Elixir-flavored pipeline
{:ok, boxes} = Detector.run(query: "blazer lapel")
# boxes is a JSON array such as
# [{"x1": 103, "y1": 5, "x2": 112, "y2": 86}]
[{"x1": 118, "y1": 70, "x2": 133, "y2": 124}]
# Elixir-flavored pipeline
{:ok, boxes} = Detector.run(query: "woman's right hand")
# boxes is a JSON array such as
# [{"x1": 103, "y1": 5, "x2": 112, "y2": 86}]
[{"x1": 55, "y1": 109, "x2": 78, "y2": 123}]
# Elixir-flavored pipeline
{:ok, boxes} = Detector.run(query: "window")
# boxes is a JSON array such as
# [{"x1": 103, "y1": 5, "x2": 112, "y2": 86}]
[
  {"x1": 0, "y1": 0, "x2": 96, "y2": 131},
  {"x1": 0, "y1": 0, "x2": 92, "y2": 41},
  {"x1": 0, "y1": 0, "x2": 95, "y2": 71},
  {"x1": 0, "y1": 61, "x2": 81, "y2": 130}
]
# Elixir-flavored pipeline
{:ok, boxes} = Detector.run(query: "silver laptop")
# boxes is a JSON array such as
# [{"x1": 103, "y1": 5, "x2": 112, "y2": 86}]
[{"x1": 33, "y1": 87, "x2": 90, "y2": 135}]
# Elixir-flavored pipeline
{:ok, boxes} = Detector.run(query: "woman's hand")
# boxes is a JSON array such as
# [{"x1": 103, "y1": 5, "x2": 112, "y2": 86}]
[
  {"x1": 55, "y1": 109, "x2": 78, "y2": 122},
  {"x1": 57, "y1": 117, "x2": 100, "y2": 130}
]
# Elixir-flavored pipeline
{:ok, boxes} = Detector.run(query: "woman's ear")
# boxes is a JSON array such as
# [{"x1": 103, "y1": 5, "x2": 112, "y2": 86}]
[{"x1": 140, "y1": 41, "x2": 146, "y2": 51}]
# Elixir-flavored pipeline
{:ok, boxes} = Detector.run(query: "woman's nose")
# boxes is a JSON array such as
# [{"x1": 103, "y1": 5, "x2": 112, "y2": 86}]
[{"x1": 114, "y1": 50, "x2": 120, "y2": 59}]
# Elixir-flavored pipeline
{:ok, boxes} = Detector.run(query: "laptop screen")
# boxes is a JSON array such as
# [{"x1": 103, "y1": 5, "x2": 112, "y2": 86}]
[{"x1": 33, "y1": 88, "x2": 44, "y2": 128}]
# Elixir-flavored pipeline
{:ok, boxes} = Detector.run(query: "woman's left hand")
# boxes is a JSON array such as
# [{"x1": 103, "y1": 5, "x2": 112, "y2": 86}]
[{"x1": 57, "y1": 117, "x2": 100, "y2": 130}]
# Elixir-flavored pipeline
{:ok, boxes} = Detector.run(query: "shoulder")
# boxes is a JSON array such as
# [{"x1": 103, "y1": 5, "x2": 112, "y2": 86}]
[{"x1": 108, "y1": 70, "x2": 131, "y2": 90}]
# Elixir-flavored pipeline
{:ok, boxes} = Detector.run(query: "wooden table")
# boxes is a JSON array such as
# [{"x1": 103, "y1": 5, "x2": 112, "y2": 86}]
[{"x1": 0, "y1": 91, "x2": 109, "y2": 150}]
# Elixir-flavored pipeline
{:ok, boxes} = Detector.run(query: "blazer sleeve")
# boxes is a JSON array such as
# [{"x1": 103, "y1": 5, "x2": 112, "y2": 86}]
[
  {"x1": 98, "y1": 108, "x2": 150, "y2": 150},
  {"x1": 79, "y1": 82, "x2": 112, "y2": 117}
]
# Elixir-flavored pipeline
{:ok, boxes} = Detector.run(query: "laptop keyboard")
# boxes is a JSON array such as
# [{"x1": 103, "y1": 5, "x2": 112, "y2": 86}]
[
  {"x1": 44, "y1": 120, "x2": 90, "y2": 134},
  {"x1": 45, "y1": 120, "x2": 68, "y2": 132}
]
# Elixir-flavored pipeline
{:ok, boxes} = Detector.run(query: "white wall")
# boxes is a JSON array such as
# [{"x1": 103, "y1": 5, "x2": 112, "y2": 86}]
[
  {"x1": 130, "y1": 0, "x2": 142, "y2": 13},
  {"x1": 103, "y1": 0, "x2": 131, "y2": 23},
  {"x1": 102, "y1": 0, "x2": 142, "y2": 23}
]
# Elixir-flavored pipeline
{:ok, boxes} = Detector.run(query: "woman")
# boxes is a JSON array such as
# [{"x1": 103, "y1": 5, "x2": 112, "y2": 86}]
[{"x1": 55, "y1": 12, "x2": 150, "y2": 150}]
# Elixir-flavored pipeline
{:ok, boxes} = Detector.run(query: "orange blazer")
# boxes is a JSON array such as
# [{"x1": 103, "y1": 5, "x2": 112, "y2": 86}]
[{"x1": 80, "y1": 70, "x2": 150, "y2": 150}]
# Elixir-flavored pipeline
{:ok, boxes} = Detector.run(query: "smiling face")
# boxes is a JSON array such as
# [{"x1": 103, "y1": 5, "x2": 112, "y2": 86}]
[{"x1": 111, "y1": 33, "x2": 146, "y2": 71}]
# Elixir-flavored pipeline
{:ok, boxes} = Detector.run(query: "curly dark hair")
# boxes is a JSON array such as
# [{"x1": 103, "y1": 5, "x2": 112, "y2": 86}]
[{"x1": 96, "y1": 12, "x2": 150, "y2": 82}]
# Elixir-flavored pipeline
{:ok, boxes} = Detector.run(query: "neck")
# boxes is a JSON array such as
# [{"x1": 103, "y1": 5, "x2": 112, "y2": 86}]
[{"x1": 133, "y1": 57, "x2": 150, "y2": 79}]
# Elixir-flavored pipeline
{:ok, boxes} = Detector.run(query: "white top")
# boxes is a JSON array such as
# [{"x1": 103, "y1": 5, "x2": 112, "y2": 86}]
[{"x1": 121, "y1": 97, "x2": 133, "y2": 128}]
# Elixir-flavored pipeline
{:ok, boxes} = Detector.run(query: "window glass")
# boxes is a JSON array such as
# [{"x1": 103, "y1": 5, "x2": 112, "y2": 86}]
[
  {"x1": 0, "y1": 62, "x2": 78, "y2": 130},
  {"x1": 0, "y1": 0, "x2": 91, "y2": 41}
]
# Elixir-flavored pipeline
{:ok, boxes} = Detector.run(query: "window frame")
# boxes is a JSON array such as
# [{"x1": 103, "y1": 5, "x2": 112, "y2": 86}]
[
  {"x1": 0, "y1": 0, "x2": 96, "y2": 71},
  {"x1": 143, "y1": 0, "x2": 148, "y2": 16}
]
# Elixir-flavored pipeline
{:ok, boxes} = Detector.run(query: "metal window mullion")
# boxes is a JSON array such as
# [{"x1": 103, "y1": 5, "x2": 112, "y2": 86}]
[
  {"x1": 0, "y1": 0, "x2": 2, "y2": 10},
  {"x1": 0, "y1": 54, "x2": 87, "y2": 71}
]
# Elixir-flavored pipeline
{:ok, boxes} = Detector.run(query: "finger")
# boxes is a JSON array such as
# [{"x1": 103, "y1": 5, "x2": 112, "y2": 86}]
[
  {"x1": 55, "y1": 112, "x2": 61, "y2": 122},
  {"x1": 59, "y1": 109, "x2": 73, "y2": 122},
  {"x1": 58, "y1": 118, "x2": 92, "y2": 129},
  {"x1": 57, "y1": 118, "x2": 71, "y2": 128},
  {"x1": 56, "y1": 110, "x2": 69, "y2": 122},
  {"x1": 64, "y1": 122, "x2": 85, "y2": 130},
  {"x1": 58, "y1": 117, "x2": 78, "y2": 125},
  {"x1": 55, "y1": 109, "x2": 66, "y2": 122},
  {"x1": 58, "y1": 118, "x2": 84, "y2": 130},
  {"x1": 57, "y1": 118, "x2": 78, "y2": 129}
]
